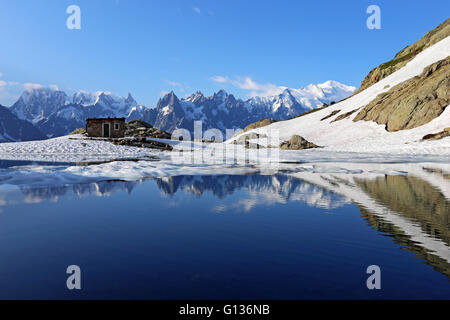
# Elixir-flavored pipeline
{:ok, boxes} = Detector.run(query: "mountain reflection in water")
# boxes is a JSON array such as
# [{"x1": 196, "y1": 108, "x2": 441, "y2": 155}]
[{"x1": 0, "y1": 163, "x2": 449, "y2": 284}]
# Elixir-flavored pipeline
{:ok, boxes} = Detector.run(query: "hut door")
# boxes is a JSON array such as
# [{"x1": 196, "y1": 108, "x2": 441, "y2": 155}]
[{"x1": 103, "y1": 123, "x2": 110, "y2": 137}]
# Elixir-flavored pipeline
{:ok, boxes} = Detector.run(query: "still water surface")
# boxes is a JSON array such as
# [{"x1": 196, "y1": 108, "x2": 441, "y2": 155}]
[{"x1": 0, "y1": 171, "x2": 448, "y2": 299}]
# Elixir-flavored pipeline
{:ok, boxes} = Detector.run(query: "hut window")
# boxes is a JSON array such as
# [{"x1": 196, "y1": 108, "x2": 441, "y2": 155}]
[{"x1": 114, "y1": 122, "x2": 120, "y2": 130}]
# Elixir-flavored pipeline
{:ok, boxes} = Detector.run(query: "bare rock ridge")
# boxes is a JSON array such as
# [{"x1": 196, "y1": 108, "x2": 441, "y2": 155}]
[
  {"x1": 331, "y1": 108, "x2": 360, "y2": 122},
  {"x1": 356, "y1": 19, "x2": 450, "y2": 93},
  {"x1": 353, "y1": 56, "x2": 449, "y2": 132},
  {"x1": 232, "y1": 118, "x2": 278, "y2": 137}
]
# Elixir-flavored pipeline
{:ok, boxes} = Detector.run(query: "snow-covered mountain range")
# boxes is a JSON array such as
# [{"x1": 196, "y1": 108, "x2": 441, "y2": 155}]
[
  {"x1": 10, "y1": 88, "x2": 142, "y2": 138},
  {"x1": 5, "y1": 80, "x2": 355, "y2": 138},
  {"x1": 131, "y1": 81, "x2": 355, "y2": 133}
]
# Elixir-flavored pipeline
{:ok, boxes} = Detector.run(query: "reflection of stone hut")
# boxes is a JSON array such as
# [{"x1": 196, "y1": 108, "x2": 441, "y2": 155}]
[{"x1": 86, "y1": 118, "x2": 125, "y2": 138}]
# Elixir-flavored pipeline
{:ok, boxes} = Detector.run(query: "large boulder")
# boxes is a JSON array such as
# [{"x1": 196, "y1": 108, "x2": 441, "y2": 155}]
[{"x1": 279, "y1": 135, "x2": 321, "y2": 150}]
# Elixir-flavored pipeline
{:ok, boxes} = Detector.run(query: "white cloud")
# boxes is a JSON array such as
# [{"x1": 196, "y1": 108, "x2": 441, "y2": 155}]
[
  {"x1": 0, "y1": 72, "x2": 3, "y2": 78},
  {"x1": 23, "y1": 83, "x2": 45, "y2": 91},
  {"x1": 210, "y1": 75, "x2": 228, "y2": 83},
  {"x1": 167, "y1": 80, "x2": 188, "y2": 93},
  {"x1": 211, "y1": 75, "x2": 285, "y2": 97},
  {"x1": 193, "y1": 7, "x2": 201, "y2": 14},
  {"x1": 0, "y1": 81, "x2": 22, "y2": 105},
  {"x1": 0, "y1": 80, "x2": 59, "y2": 105},
  {"x1": 168, "y1": 81, "x2": 182, "y2": 87}
]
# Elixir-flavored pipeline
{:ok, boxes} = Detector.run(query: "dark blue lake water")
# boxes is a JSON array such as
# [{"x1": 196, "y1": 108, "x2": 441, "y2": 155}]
[{"x1": 0, "y1": 173, "x2": 448, "y2": 299}]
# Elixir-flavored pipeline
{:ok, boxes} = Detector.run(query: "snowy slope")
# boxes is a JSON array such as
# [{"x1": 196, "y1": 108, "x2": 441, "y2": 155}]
[
  {"x1": 248, "y1": 80, "x2": 356, "y2": 112},
  {"x1": 229, "y1": 36, "x2": 450, "y2": 154}
]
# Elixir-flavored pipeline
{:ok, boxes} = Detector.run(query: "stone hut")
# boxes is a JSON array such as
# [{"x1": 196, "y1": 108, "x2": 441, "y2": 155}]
[{"x1": 86, "y1": 118, "x2": 125, "y2": 138}]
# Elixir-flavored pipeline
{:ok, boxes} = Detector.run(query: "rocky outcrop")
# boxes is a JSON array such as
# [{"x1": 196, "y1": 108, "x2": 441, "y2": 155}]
[
  {"x1": 112, "y1": 137, "x2": 173, "y2": 151},
  {"x1": 356, "y1": 19, "x2": 450, "y2": 93},
  {"x1": 331, "y1": 108, "x2": 360, "y2": 122},
  {"x1": 353, "y1": 56, "x2": 449, "y2": 132},
  {"x1": 125, "y1": 120, "x2": 171, "y2": 139},
  {"x1": 279, "y1": 135, "x2": 321, "y2": 150},
  {"x1": 422, "y1": 127, "x2": 450, "y2": 141},
  {"x1": 69, "y1": 128, "x2": 86, "y2": 135},
  {"x1": 233, "y1": 118, "x2": 278, "y2": 137},
  {"x1": 321, "y1": 110, "x2": 340, "y2": 121}
]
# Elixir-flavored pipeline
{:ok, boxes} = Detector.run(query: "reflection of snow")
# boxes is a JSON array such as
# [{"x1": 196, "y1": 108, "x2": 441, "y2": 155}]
[
  {"x1": 217, "y1": 182, "x2": 350, "y2": 212},
  {"x1": 0, "y1": 161, "x2": 448, "y2": 269},
  {"x1": 288, "y1": 163, "x2": 450, "y2": 264}
]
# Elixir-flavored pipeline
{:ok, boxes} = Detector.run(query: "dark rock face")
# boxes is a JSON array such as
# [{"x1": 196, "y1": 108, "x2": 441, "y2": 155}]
[
  {"x1": 353, "y1": 57, "x2": 450, "y2": 132},
  {"x1": 0, "y1": 105, "x2": 47, "y2": 142},
  {"x1": 357, "y1": 19, "x2": 450, "y2": 93},
  {"x1": 279, "y1": 135, "x2": 321, "y2": 150}
]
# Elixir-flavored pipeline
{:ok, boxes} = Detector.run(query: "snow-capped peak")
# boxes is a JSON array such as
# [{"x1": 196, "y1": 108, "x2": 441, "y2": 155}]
[
  {"x1": 20, "y1": 85, "x2": 69, "y2": 106},
  {"x1": 185, "y1": 91, "x2": 205, "y2": 103},
  {"x1": 72, "y1": 90, "x2": 102, "y2": 106},
  {"x1": 11, "y1": 86, "x2": 70, "y2": 123},
  {"x1": 214, "y1": 89, "x2": 228, "y2": 99}
]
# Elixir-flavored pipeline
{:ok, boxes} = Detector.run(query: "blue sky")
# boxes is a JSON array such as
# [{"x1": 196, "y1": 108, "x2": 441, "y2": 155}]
[{"x1": 0, "y1": 0, "x2": 448, "y2": 106}]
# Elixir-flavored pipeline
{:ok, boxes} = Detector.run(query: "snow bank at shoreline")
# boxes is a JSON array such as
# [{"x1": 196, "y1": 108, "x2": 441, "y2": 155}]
[
  {"x1": 0, "y1": 135, "x2": 160, "y2": 162},
  {"x1": 1, "y1": 133, "x2": 449, "y2": 164}
]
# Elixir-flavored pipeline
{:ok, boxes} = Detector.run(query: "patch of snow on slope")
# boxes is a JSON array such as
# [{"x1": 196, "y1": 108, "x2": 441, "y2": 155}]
[{"x1": 230, "y1": 36, "x2": 450, "y2": 154}]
